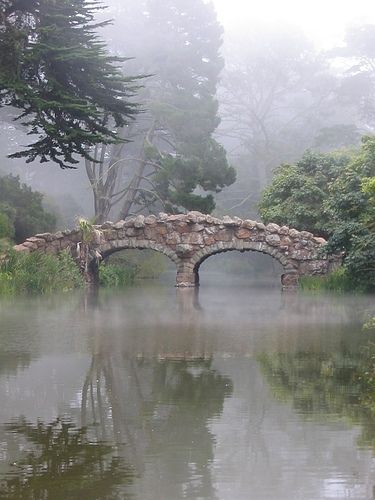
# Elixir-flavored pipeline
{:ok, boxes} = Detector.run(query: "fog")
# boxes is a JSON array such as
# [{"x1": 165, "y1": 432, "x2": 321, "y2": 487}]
[
  {"x1": 214, "y1": 0, "x2": 375, "y2": 47},
  {"x1": 1, "y1": 0, "x2": 375, "y2": 230},
  {"x1": 1, "y1": 5, "x2": 374, "y2": 497}
]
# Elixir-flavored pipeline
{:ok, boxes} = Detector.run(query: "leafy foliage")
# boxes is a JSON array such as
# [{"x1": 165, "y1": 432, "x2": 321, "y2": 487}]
[
  {"x1": 259, "y1": 136, "x2": 375, "y2": 291},
  {"x1": 0, "y1": 174, "x2": 56, "y2": 243},
  {"x1": 324, "y1": 136, "x2": 375, "y2": 290},
  {"x1": 153, "y1": 142, "x2": 235, "y2": 213},
  {"x1": 0, "y1": 0, "x2": 139, "y2": 168},
  {"x1": 259, "y1": 150, "x2": 352, "y2": 237},
  {"x1": 0, "y1": 211, "x2": 13, "y2": 240},
  {"x1": 142, "y1": 0, "x2": 236, "y2": 213},
  {"x1": 78, "y1": 217, "x2": 97, "y2": 244}
]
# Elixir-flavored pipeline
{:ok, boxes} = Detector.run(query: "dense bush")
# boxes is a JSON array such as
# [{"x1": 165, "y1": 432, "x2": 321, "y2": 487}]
[
  {"x1": 259, "y1": 136, "x2": 375, "y2": 291},
  {"x1": 0, "y1": 250, "x2": 83, "y2": 295},
  {"x1": 259, "y1": 150, "x2": 353, "y2": 238},
  {"x1": 0, "y1": 174, "x2": 56, "y2": 243}
]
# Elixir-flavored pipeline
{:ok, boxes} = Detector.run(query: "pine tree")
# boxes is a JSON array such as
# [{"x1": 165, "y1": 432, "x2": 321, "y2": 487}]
[{"x1": 0, "y1": 0, "x2": 139, "y2": 168}]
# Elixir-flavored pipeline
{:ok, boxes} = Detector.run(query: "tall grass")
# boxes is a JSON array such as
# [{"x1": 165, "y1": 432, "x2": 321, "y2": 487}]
[
  {"x1": 299, "y1": 267, "x2": 357, "y2": 293},
  {"x1": 0, "y1": 250, "x2": 83, "y2": 295}
]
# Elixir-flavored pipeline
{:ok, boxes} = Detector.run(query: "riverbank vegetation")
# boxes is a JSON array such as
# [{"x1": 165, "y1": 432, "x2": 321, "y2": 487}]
[
  {"x1": 259, "y1": 136, "x2": 375, "y2": 292},
  {"x1": 0, "y1": 248, "x2": 163, "y2": 295},
  {"x1": 0, "y1": 250, "x2": 83, "y2": 295},
  {"x1": 0, "y1": 175, "x2": 82, "y2": 295},
  {"x1": 0, "y1": 175, "x2": 81, "y2": 296}
]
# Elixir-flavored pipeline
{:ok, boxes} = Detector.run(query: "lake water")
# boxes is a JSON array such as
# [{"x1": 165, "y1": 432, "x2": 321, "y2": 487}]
[{"x1": 0, "y1": 281, "x2": 374, "y2": 499}]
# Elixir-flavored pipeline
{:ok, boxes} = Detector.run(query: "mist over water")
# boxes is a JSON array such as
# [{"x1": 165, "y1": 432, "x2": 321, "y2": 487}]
[
  {"x1": 0, "y1": 283, "x2": 373, "y2": 499},
  {"x1": 1, "y1": 0, "x2": 375, "y2": 497}
]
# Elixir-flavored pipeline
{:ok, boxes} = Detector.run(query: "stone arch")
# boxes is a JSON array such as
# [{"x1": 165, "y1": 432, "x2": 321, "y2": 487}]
[
  {"x1": 86, "y1": 239, "x2": 180, "y2": 284},
  {"x1": 177, "y1": 241, "x2": 299, "y2": 288},
  {"x1": 99, "y1": 239, "x2": 180, "y2": 264}
]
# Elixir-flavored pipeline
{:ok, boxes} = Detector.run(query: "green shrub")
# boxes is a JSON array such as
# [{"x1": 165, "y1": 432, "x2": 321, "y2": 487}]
[
  {"x1": 0, "y1": 250, "x2": 83, "y2": 295},
  {"x1": 259, "y1": 137, "x2": 375, "y2": 292},
  {"x1": 99, "y1": 263, "x2": 136, "y2": 288}
]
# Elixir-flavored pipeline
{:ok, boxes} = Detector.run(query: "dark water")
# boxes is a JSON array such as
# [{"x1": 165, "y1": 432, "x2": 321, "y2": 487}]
[{"x1": 0, "y1": 282, "x2": 374, "y2": 499}]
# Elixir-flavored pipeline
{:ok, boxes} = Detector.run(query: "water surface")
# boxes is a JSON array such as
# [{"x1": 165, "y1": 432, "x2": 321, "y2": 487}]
[{"x1": 0, "y1": 283, "x2": 374, "y2": 499}]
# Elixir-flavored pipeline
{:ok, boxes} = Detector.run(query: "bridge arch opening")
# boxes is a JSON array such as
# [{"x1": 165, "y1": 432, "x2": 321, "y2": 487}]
[
  {"x1": 186, "y1": 241, "x2": 299, "y2": 289},
  {"x1": 96, "y1": 241, "x2": 178, "y2": 286},
  {"x1": 195, "y1": 249, "x2": 285, "y2": 287}
]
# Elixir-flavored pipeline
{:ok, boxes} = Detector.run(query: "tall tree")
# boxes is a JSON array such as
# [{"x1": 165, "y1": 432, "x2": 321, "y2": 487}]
[
  {"x1": 216, "y1": 28, "x2": 358, "y2": 216},
  {"x1": 85, "y1": 0, "x2": 235, "y2": 222},
  {"x1": 0, "y1": 0, "x2": 139, "y2": 168},
  {"x1": 330, "y1": 24, "x2": 375, "y2": 130}
]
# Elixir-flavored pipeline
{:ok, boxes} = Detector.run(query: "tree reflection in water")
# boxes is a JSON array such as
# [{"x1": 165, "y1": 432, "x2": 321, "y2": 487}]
[
  {"x1": 258, "y1": 337, "x2": 375, "y2": 450},
  {"x1": 81, "y1": 349, "x2": 233, "y2": 499},
  {"x1": 0, "y1": 418, "x2": 134, "y2": 499}
]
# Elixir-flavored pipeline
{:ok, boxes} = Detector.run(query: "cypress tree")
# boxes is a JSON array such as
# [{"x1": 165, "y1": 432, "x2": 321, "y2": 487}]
[{"x1": 0, "y1": 0, "x2": 139, "y2": 168}]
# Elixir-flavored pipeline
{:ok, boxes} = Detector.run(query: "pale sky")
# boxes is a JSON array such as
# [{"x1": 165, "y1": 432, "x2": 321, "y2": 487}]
[{"x1": 212, "y1": 0, "x2": 375, "y2": 47}]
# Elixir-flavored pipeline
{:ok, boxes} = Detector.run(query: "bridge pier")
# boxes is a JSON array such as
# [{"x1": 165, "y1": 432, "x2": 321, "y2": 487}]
[
  {"x1": 281, "y1": 272, "x2": 299, "y2": 290},
  {"x1": 176, "y1": 266, "x2": 199, "y2": 287},
  {"x1": 176, "y1": 272, "x2": 199, "y2": 287}
]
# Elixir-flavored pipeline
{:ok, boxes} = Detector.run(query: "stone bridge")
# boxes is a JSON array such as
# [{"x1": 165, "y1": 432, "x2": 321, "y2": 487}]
[{"x1": 15, "y1": 211, "x2": 340, "y2": 289}]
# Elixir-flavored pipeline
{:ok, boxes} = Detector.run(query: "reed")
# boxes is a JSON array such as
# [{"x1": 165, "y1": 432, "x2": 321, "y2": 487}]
[{"x1": 0, "y1": 250, "x2": 83, "y2": 295}]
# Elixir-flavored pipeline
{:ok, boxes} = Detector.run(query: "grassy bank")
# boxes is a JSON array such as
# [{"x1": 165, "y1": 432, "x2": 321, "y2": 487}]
[
  {"x1": 0, "y1": 246, "x2": 169, "y2": 296},
  {"x1": 0, "y1": 250, "x2": 83, "y2": 295},
  {"x1": 299, "y1": 267, "x2": 370, "y2": 294}
]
